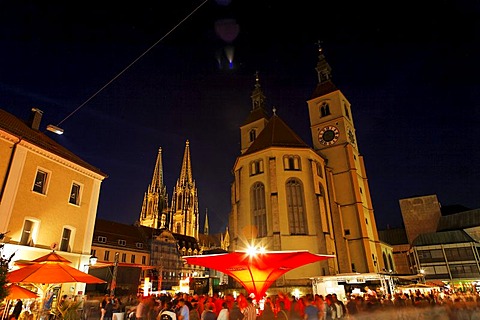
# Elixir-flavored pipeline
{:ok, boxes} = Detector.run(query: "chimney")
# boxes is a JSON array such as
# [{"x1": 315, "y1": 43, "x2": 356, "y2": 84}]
[{"x1": 29, "y1": 108, "x2": 43, "y2": 130}]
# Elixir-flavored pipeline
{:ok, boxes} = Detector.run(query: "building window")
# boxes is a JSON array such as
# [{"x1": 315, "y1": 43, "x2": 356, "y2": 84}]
[
  {"x1": 344, "y1": 229, "x2": 350, "y2": 236},
  {"x1": 121, "y1": 253, "x2": 127, "y2": 263},
  {"x1": 118, "y1": 240, "x2": 126, "y2": 246},
  {"x1": 131, "y1": 255, "x2": 136, "y2": 263},
  {"x1": 20, "y1": 219, "x2": 36, "y2": 246},
  {"x1": 142, "y1": 256, "x2": 146, "y2": 264},
  {"x1": 249, "y1": 129, "x2": 257, "y2": 142},
  {"x1": 320, "y1": 102, "x2": 330, "y2": 117},
  {"x1": 60, "y1": 228, "x2": 72, "y2": 252},
  {"x1": 33, "y1": 169, "x2": 48, "y2": 194},
  {"x1": 136, "y1": 242, "x2": 143, "y2": 248},
  {"x1": 104, "y1": 251, "x2": 110, "y2": 261},
  {"x1": 286, "y1": 178, "x2": 307, "y2": 235},
  {"x1": 315, "y1": 161, "x2": 323, "y2": 178},
  {"x1": 69, "y1": 183, "x2": 81, "y2": 205},
  {"x1": 251, "y1": 182, "x2": 267, "y2": 237},
  {"x1": 344, "y1": 102, "x2": 350, "y2": 119},
  {"x1": 250, "y1": 159, "x2": 264, "y2": 176},
  {"x1": 98, "y1": 236, "x2": 107, "y2": 243},
  {"x1": 284, "y1": 155, "x2": 301, "y2": 171}
]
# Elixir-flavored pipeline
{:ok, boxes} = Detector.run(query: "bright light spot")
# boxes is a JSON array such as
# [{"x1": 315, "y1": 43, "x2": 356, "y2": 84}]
[
  {"x1": 258, "y1": 246, "x2": 266, "y2": 253},
  {"x1": 292, "y1": 289, "x2": 301, "y2": 299},
  {"x1": 247, "y1": 245, "x2": 257, "y2": 256}
]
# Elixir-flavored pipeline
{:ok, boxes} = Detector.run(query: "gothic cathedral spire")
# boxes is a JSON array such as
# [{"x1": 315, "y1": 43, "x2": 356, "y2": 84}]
[
  {"x1": 171, "y1": 140, "x2": 199, "y2": 238},
  {"x1": 204, "y1": 208, "x2": 209, "y2": 235},
  {"x1": 139, "y1": 147, "x2": 169, "y2": 229}
]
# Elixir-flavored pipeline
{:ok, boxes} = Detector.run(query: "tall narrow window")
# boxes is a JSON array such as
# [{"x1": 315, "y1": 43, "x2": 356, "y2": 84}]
[
  {"x1": 251, "y1": 182, "x2": 267, "y2": 237},
  {"x1": 283, "y1": 155, "x2": 301, "y2": 171},
  {"x1": 122, "y1": 253, "x2": 127, "y2": 263},
  {"x1": 286, "y1": 178, "x2": 307, "y2": 235},
  {"x1": 20, "y1": 220, "x2": 35, "y2": 246},
  {"x1": 33, "y1": 170, "x2": 48, "y2": 194},
  {"x1": 104, "y1": 251, "x2": 110, "y2": 261},
  {"x1": 59, "y1": 228, "x2": 72, "y2": 252},
  {"x1": 69, "y1": 183, "x2": 81, "y2": 205},
  {"x1": 249, "y1": 129, "x2": 257, "y2": 142},
  {"x1": 131, "y1": 255, "x2": 136, "y2": 263}
]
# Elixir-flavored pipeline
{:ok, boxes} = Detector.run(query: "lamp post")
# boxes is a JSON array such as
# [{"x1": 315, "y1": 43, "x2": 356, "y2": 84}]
[{"x1": 110, "y1": 252, "x2": 119, "y2": 296}]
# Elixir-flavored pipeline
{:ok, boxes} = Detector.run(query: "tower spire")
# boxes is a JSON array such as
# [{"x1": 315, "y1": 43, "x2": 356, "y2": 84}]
[
  {"x1": 150, "y1": 147, "x2": 164, "y2": 193},
  {"x1": 315, "y1": 41, "x2": 332, "y2": 84},
  {"x1": 171, "y1": 140, "x2": 199, "y2": 238},
  {"x1": 251, "y1": 71, "x2": 266, "y2": 111},
  {"x1": 179, "y1": 140, "x2": 193, "y2": 186},
  {"x1": 204, "y1": 208, "x2": 209, "y2": 235},
  {"x1": 139, "y1": 147, "x2": 169, "y2": 229}
]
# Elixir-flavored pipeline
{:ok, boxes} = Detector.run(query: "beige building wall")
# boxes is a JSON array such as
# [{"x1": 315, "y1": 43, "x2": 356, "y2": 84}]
[
  {"x1": 231, "y1": 147, "x2": 336, "y2": 284},
  {"x1": 308, "y1": 90, "x2": 382, "y2": 274},
  {"x1": 0, "y1": 111, "x2": 106, "y2": 296}
]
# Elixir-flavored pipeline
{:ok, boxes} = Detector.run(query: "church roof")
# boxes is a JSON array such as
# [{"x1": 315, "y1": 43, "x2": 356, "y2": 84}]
[
  {"x1": 0, "y1": 108, "x2": 107, "y2": 177},
  {"x1": 437, "y1": 208, "x2": 480, "y2": 231},
  {"x1": 243, "y1": 114, "x2": 310, "y2": 155},
  {"x1": 311, "y1": 80, "x2": 338, "y2": 99},
  {"x1": 378, "y1": 227, "x2": 409, "y2": 245},
  {"x1": 241, "y1": 106, "x2": 269, "y2": 127},
  {"x1": 412, "y1": 230, "x2": 476, "y2": 246}
]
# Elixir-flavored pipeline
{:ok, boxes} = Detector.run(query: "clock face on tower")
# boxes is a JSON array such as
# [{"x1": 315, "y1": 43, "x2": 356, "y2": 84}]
[{"x1": 318, "y1": 125, "x2": 340, "y2": 146}]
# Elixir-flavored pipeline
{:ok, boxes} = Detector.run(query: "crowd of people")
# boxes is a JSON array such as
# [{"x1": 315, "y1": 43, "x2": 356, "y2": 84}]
[{"x1": 116, "y1": 288, "x2": 480, "y2": 320}]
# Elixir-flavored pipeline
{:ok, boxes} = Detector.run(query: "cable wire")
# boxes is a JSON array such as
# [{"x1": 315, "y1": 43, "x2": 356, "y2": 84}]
[{"x1": 56, "y1": 0, "x2": 209, "y2": 127}]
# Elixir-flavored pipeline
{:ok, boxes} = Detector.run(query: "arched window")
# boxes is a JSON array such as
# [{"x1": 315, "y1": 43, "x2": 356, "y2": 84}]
[
  {"x1": 320, "y1": 102, "x2": 330, "y2": 117},
  {"x1": 383, "y1": 252, "x2": 388, "y2": 270},
  {"x1": 251, "y1": 182, "x2": 267, "y2": 237},
  {"x1": 286, "y1": 178, "x2": 307, "y2": 235},
  {"x1": 388, "y1": 254, "x2": 394, "y2": 272}
]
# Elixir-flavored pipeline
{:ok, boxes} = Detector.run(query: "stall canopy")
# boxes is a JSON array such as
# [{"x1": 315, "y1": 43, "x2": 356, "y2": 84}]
[{"x1": 183, "y1": 250, "x2": 334, "y2": 299}]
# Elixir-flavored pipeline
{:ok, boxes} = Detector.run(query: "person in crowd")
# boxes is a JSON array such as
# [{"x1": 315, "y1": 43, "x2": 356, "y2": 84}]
[
  {"x1": 104, "y1": 297, "x2": 114, "y2": 320},
  {"x1": 304, "y1": 295, "x2": 321, "y2": 320},
  {"x1": 10, "y1": 299, "x2": 23, "y2": 320},
  {"x1": 258, "y1": 301, "x2": 274, "y2": 320},
  {"x1": 242, "y1": 297, "x2": 256, "y2": 320},
  {"x1": 203, "y1": 304, "x2": 217, "y2": 320},
  {"x1": 159, "y1": 301, "x2": 177, "y2": 320},
  {"x1": 217, "y1": 302, "x2": 229, "y2": 320},
  {"x1": 229, "y1": 301, "x2": 243, "y2": 320},
  {"x1": 177, "y1": 299, "x2": 190, "y2": 320},
  {"x1": 276, "y1": 301, "x2": 289, "y2": 320},
  {"x1": 136, "y1": 296, "x2": 148, "y2": 320}
]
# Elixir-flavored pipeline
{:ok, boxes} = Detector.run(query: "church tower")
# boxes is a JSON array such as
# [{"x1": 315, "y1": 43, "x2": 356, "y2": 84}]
[
  {"x1": 307, "y1": 46, "x2": 382, "y2": 273},
  {"x1": 139, "y1": 147, "x2": 169, "y2": 229},
  {"x1": 171, "y1": 140, "x2": 199, "y2": 238}
]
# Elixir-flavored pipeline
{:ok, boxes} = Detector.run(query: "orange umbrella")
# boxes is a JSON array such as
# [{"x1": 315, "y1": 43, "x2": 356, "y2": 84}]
[
  {"x1": 5, "y1": 283, "x2": 38, "y2": 299},
  {"x1": 183, "y1": 250, "x2": 334, "y2": 299},
  {"x1": 7, "y1": 262, "x2": 106, "y2": 284}
]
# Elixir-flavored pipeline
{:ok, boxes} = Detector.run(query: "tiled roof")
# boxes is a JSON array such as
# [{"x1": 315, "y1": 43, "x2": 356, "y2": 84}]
[
  {"x1": 437, "y1": 208, "x2": 480, "y2": 231},
  {"x1": 311, "y1": 80, "x2": 338, "y2": 99},
  {"x1": 412, "y1": 230, "x2": 476, "y2": 246},
  {"x1": 241, "y1": 107, "x2": 269, "y2": 127},
  {"x1": 0, "y1": 109, "x2": 107, "y2": 177},
  {"x1": 243, "y1": 115, "x2": 310, "y2": 155},
  {"x1": 378, "y1": 227, "x2": 409, "y2": 245},
  {"x1": 93, "y1": 219, "x2": 150, "y2": 251}
]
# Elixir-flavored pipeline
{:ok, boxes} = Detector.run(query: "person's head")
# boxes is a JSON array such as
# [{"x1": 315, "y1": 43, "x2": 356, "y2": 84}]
[
  {"x1": 222, "y1": 302, "x2": 228, "y2": 309},
  {"x1": 246, "y1": 297, "x2": 253, "y2": 304},
  {"x1": 178, "y1": 298, "x2": 185, "y2": 306}
]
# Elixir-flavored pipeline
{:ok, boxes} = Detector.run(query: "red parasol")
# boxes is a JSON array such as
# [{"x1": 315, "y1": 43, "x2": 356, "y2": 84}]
[
  {"x1": 183, "y1": 250, "x2": 334, "y2": 299},
  {"x1": 5, "y1": 283, "x2": 38, "y2": 300}
]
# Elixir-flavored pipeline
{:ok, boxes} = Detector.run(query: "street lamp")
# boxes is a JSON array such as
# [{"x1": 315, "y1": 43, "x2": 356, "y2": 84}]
[{"x1": 420, "y1": 269, "x2": 425, "y2": 283}]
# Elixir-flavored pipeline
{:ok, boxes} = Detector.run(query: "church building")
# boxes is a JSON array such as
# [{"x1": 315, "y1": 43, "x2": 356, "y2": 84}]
[{"x1": 229, "y1": 47, "x2": 386, "y2": 291}]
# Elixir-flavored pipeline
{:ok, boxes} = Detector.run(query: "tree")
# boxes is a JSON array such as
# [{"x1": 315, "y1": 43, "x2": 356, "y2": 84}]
[{"x1": 0, "y1": 232, "x2": 15, "y2": 301}]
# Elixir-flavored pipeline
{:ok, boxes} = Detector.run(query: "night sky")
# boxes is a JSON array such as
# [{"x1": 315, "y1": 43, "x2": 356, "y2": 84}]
[{"x1": 1, "y1": 1, "x2": 479, "y2": 234}]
